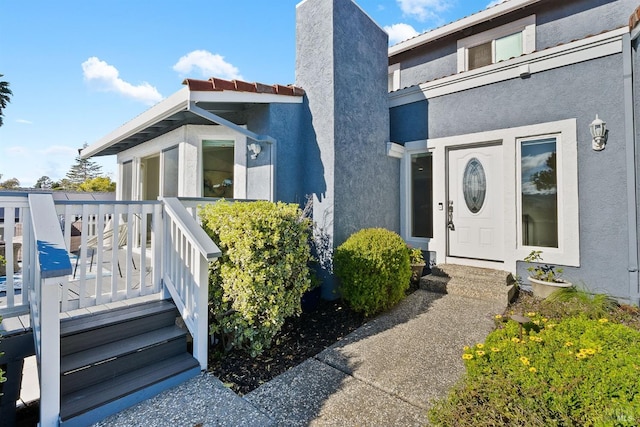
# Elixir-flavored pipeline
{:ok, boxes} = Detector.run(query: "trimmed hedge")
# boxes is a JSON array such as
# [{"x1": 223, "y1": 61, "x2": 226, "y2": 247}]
[
  {"x1": 334, "y1": 228, "x2": 411, "y2": 316},
  {"x1": 200, "y1": 200, "x2": 312, "y2": 357}
]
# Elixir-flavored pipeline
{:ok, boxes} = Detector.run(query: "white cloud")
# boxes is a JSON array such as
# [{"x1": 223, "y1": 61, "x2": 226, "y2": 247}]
[
  {"x1": 172, "y1": 50, "x2": 242, "y2": 80},
  {"x1": 42, "y1": 145, "x2": 77, "y2": 157},
  {"x1": 396, "y1": 0, "x2": 450, "y2": 22},
  {"x1": 384, "y1": 23, "x2": 420, "y2": 44},
  {"x1": 82, "y1": 56, "x2": 163, "y2": 105},
  {"x1": 15, "y1": 119, "x2": 33, "y2": 124},
  {"x1": 486, "y1": 0, "x2": 508, "y2": 8},
  {"x1": 6, "y1": 146, "x2": 27, "y2": 156}
]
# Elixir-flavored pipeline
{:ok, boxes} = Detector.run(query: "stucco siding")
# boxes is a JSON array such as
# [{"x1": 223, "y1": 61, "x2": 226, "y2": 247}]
[
  {"x1": 425, "y1": 55, "x2": 629, "y2": 299},
  {"x1": 536, "y1": 0, "x2": 636, "y2": 51},
  {"x1": 332, "y1": 0, "x2": 398, "y2": 245},
  {"x1": 393, "y1": 0, "x2": 634, "y2": 91},
  {"x1": 390, "y1": 101, "x2": 428, "y2": 143}
]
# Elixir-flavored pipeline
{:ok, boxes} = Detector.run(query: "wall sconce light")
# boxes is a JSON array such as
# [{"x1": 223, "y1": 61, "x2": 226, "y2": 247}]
[
  {"x1": 589, "y1": 115, "x2": 607, "y2": 151},
  {"x1": 248, "y1": 143, "x2": 262, "y2": 159}
]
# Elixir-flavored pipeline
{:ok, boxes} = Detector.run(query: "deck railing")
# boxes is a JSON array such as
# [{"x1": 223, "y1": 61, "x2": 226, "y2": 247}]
[
  {"x1": 161, "y1": 197, "x2": 221, "y2": 369},
  {"x1": 0, "y1": 193, "x2": 222, "y2": 426}
]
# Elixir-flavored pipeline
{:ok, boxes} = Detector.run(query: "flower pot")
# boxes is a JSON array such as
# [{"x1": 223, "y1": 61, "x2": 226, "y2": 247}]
[
  {"x1": 528, "y1": 277, "x2": 572, "y2": 299},
  {"x1": 411, "y1": 263, "x2": 426, "y2": 283}
]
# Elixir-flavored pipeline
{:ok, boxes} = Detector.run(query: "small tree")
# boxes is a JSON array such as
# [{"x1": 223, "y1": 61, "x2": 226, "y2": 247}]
[
  {"x1": 0, "y1": 174, "x2": 20, "y2": 189},
  {"x1": 78, "y1": 176, "x2": 116, "y2": 192},
  {"x1": 65, "y1": 143, "x2": 103, "y2": 189},
  {"x1": 0, "y1": 74, "x2": 12, "y2": 127},
  {"x1": 34, "y1": 175, "x2": 54, "y2": 189}
]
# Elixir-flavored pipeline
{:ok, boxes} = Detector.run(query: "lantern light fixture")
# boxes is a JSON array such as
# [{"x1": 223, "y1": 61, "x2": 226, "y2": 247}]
[{"x1": 589, "y1": 114, "x2": 607, "y2": 151}]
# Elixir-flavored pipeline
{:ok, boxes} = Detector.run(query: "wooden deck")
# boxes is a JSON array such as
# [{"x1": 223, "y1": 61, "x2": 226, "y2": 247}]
[{"x1": 0, "y1": 246, "x2": 158, "y2": 322}]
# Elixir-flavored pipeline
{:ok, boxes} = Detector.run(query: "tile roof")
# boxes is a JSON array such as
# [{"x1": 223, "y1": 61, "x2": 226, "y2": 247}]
[
  {"x1": 631, "y1": 5, "x2": 640, "y2": 30},
  {"x1": 182, "y1": 77, "x2": 305, "y2": 97}
]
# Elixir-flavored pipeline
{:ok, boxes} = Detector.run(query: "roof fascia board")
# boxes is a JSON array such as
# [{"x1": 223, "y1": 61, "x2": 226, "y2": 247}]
[
  {"x1": 189, "y1": 91, "x2": 303, "y2": 104},
  {"x1": 390, "y1": 27, "x2": 627, "y2": 108},
  {"x1": 81, "y1": 87, "x2": 190, "y2": 158},
  {"x1": 389, "y1": 0, "x2": 541, "y2": 57}
]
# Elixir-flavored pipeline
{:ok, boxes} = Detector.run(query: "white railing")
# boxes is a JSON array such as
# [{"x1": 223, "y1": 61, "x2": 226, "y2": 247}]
[
  {"x1": 0, "y1": 192, "x2": 32, "y2": 317},
  {"x1": 162, "y1": 197, "x2": 220, "y2": 369},
  {"x1": 28, "y1": 193, "x2": 71, "y2": 427},
  {"x1": 54, "y1": 200, "x2": 163, "y2": 312},
  {"x1": 0, "y1": 193, "x2": 222, "y2": 425}
]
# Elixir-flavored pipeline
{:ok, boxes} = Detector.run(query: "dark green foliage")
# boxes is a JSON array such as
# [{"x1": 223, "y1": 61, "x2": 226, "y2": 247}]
[
  {"x1": 334, "y1": 228, "x2": 411, "y2": 316},
  {"x1": 200, "y1": 200, "x2": 312, "y2": 357}
]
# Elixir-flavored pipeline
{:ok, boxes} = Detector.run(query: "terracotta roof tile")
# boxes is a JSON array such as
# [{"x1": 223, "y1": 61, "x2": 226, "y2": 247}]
[
  {"x1": 182, "y1": 77, "x2": 304, "y2": 96},
  {"x1": 631, "y1": 5, "x2": 640, "y2": 30}
]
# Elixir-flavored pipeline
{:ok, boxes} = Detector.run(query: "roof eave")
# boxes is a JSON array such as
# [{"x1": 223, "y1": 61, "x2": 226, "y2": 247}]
[
  {"x1": 388, "y1": 0, "x2": 542, "y2": 57},
  {"x1": 81, "y1": 87, "x2": 190, "y2": 159}
]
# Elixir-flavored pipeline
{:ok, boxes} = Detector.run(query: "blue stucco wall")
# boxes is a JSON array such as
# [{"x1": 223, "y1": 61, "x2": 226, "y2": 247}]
[
  {"x1": 297, "y1": 0, "x2": 398, "y2": 298},
  {"x1": 391, "y1": 52, "x2": 633, "y2": 300},
  {"x1": 395, "y1": 0, "x2": 636, "y2": 90}
]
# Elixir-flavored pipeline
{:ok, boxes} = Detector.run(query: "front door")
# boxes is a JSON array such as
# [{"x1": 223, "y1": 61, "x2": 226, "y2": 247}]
[{"x1": 447, "y1": 144, "x2": 503, "y2": 261}]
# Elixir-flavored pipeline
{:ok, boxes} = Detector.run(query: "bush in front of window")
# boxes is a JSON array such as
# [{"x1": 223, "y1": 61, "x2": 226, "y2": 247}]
[
  {"x1": 334, "y1": 228, "x2": 411, "y2": 316},
  {"x1": 200, "y1": 200, "x2": 312, "y2": 357}
]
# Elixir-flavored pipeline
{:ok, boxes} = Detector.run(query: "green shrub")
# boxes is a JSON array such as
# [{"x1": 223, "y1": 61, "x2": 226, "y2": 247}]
[
  {"x1": 200, "y1": 200, "x2": 312, "y2": 357},
  {"x1": 430, "y1": 313, "x2": 640, "y2": 426},
  {"x1": 334, "y1": 228, "x2": 411, "y2": 316}
]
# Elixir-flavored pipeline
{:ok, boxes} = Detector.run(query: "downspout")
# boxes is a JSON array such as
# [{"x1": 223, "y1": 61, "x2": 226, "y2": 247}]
[
  {"x1": 187, "y1": 102, "x2": 277, "y2": 201},
  {"x1": 623, "y1": 31, "x2": 640, "y2": 305}
]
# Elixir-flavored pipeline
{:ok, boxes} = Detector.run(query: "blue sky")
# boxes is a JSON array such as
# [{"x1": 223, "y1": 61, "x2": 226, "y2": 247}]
[{"x1": 0, "y1": 0, "x2": 502, "y2": 187}]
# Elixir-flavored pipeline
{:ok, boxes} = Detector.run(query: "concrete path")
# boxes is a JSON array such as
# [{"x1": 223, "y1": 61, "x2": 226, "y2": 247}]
[{"x1": 94, "y1": 290, "x2": 505, "y2": 426}]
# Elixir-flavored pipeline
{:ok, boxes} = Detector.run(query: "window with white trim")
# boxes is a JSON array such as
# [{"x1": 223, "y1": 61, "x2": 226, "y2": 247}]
[
  {"x1": 519, "y1": 136, "x2": 558, "y2": 248},
  {"x1": 411, "y1": 152, "x2": 433, "y2": 238},
  {"x1": 388, "y1": 63, "x2": 401, "y2": 92},
  {"x1": 457, "y1": 15, "x2": 536, "y2": 72}
]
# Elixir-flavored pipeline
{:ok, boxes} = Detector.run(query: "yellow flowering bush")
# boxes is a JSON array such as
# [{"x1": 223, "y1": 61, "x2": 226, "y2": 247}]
[{"x1": 434, "y1": 313, "x2": 640, "y2": 426}]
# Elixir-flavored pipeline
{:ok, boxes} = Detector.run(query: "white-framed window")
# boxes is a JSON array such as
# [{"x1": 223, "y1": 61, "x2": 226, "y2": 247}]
[
  {"x1": 388, "y1": 63, "x2": 401, "y2": 92},
  {"x1": 457, "y1": 15, "x2": 536, "y2": 72},
  {"x1": 161, "y1": 145, "x2": 179, "y2": 197},
  {"x1": 518, "y1": 135, "x2": 559, "y2": 248},
  {"x1": 198, "y1": 129, "x2": 247, "y2": 199}
]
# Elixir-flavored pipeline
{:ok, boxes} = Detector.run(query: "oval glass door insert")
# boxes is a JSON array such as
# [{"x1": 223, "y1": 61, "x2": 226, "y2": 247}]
[{"x1": 463, "y1": 158, "x2": 486, "y2": 214}]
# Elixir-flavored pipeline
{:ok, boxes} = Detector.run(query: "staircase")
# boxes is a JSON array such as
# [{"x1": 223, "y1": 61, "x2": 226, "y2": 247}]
[
  {"x1": 58, "y1": 300, "x2": 201, "y2": 427},
  {"x1": 420, "y1": 264, "x2": 517, "y2": 305}
]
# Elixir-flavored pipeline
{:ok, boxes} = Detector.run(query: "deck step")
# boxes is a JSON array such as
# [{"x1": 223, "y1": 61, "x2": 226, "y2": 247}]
[
  {"x1": 420, "y1": 264, "x2": 516, "y2": 305},
  {"x1": 61, "y1": 326, "x2": 188, "y2": 394},
  {"x1": 60, "y1": 353, "x2": 200, "y2": 423},
  {"x1": 60, "y1": 300, "x2": 178, "y2": 356},
  {"x1": 58, "y1": 299, "x2": 200, "y2": 426}
]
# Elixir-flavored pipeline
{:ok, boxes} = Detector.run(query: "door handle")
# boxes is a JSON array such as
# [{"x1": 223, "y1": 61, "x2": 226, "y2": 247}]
[{"x1": 447, "y1": 200, "x2": 455, "y2": 231}]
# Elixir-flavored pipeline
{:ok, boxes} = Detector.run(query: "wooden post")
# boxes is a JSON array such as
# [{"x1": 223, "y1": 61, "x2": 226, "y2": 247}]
[{"x1": 29, "y1": 194, "x2": 72, "y2": 427}]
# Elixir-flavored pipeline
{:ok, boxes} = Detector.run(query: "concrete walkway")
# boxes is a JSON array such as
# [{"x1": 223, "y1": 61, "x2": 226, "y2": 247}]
[{"x1": 94, "y1": 290, "x2": 505, "y2": 426}]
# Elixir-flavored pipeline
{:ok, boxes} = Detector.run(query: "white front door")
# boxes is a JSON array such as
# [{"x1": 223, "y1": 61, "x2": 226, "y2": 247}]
[{"x1": 447, "y1": 144, "x2": 503, "y2": 261}]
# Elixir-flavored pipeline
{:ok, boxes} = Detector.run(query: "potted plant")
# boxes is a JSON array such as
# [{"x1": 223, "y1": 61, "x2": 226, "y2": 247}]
[
  {"x1": 524, "y1": 250, "x2": 572, "y2": 299},
  {"x1": 408, "y1": 246, "x2": 426, "y2": 283}
]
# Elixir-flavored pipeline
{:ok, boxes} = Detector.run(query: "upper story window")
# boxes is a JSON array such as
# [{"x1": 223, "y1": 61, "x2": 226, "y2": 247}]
[
  {"x1": 388, "y1": 63, "x2": 401, "y2": 92},
  {"x1": 457, "y1": 15, "x2": 535, "y2": 72}
]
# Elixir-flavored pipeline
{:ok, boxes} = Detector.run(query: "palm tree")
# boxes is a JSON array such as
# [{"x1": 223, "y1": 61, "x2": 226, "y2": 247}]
[{"x1": 0, "y1": 74, "x2": 12, "y2": 127}]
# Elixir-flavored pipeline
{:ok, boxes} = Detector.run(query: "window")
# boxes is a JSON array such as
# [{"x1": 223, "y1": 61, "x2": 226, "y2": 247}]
[
  {"x1": 520, "y1": 137, "x2": 558, "y2": 248},
  {"x1": 162, "y1": 145, "x2": 179, "y2": 197},
  {"x1": 457, "y1": 15, "x2": 535, "y2": 72},
  {"x1": 388, "y1": 63, "x2": 401, "y2": 92},
  {"x1": 411, "y1": 152, "x2": 433, "y2": 238},
  {"x1": 121, "y1": 161, "x2": 133, "y2": 200},
  {"x1": 202, "y1": 140, "x2": 234, "y2": 198}
]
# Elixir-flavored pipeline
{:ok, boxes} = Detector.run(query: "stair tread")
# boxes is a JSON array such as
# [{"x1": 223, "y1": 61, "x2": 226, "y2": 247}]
[
  {"x1": 61, "y1": 300, "x2": 176, "y2": 337},
  {"x1": 60, "y1": 353, "x2": 199, "y2": 421},
  {"x1": 61, "y1": 325, "x2": 187, "y2": 373}
]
